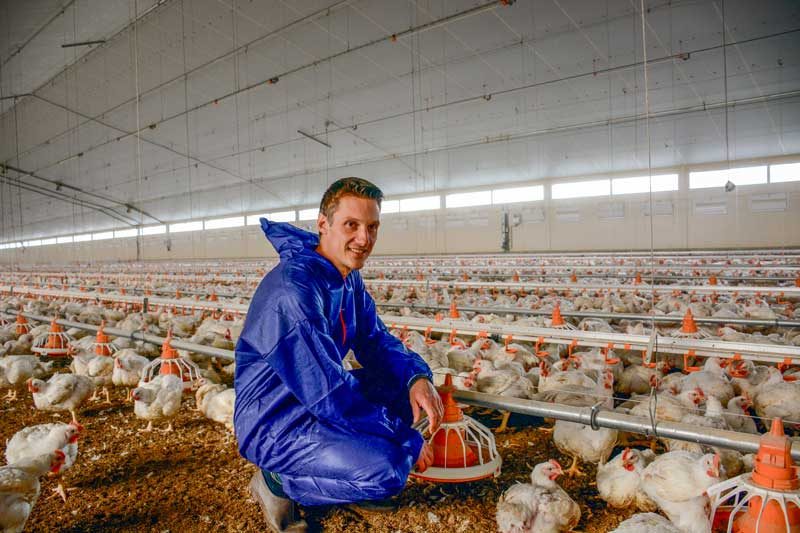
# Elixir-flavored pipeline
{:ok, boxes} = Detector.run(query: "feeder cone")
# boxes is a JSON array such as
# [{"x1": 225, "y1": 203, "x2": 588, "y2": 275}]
[
  {"x1": 209, "y1": 292, "x2": 218, "y2": 302},
  {"x1": 709, "y1": 275, "x2": 718, "y2": 286},
  {"x1": 551, "y1": 305, "x2": 565, "y2": 327},
  {"x1": 430, "y1": 374, "x2": 478, "y2": 469},
  {"x1": 732, "y1": 418, "x2": 800, "y2": 533},
  {"x1": 45, "y1": 319, "x2": 67, "y2": 350},
  {"x1": 681, "y1": 309, "x2": 698, "y2": 334},
  {"x1": 634, "y1": 272, "x2": 642, "y2": 285},
  {"x1": 449, "y1": 301, "x2": 460, "y2": 319},
  {"x1": 94, "y1": 321, "x2": 112, "y2": 356},
  {"x1": 796, "y1": 275, "x2": 800, "y2": 288},
  {"x1": 15, "y1": 314, "x2": 30, "y2": 335},
  {"x1": 570, "y1": 273, "x2": 577, "y2": 283},
  {"x1": 158, "y1": 331, "x2": 182, "y2": 377}
]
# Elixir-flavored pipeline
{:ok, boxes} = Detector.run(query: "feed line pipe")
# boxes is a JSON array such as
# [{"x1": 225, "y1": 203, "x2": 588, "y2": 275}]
[
  {"x1": 3, "y1": 285, "x2": 799, "y2": 361},
  {"x1": 5, "y1": 308, "x2": 794, "y2": 459},
  {"x1": 2, "y1": 309, "x2": 234, "y2": 361},
  {"x1": 365, "y1": 278, "x2": 800, "y2": 296},
  {"x1": 377, "y1": 302, "x2": 800, "y2": 328},
  {"x1": 451, "y1": 389, "x2": 800, "y2": 461}
]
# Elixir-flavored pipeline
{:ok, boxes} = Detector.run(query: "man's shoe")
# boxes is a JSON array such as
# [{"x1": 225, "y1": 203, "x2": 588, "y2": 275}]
[
  {"x1": 249, "y1": 471, "x2": 308, "y2": 532},
  {"x1": 345, "y1": 497, "x2": 399, "y2": 514}
]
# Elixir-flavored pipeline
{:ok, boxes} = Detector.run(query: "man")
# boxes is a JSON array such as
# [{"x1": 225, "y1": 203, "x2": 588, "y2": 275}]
[{"x1": 234, "y1": 177, "x2": 444, "y2": 532}]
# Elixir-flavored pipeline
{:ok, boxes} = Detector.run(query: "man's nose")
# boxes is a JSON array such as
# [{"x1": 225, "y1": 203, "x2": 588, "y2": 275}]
[{"x1": 354, "y1": 226, "x2": 370, "y2": 245}]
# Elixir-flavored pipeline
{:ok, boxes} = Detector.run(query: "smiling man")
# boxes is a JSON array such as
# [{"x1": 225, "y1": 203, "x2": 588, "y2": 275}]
[{"x1": 234, "y1": 177, "x2": 443, "y2": 532}]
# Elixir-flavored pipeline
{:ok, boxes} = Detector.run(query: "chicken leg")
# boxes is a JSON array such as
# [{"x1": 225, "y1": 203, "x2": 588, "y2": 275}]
[
  {"x1": 564, "y1": 455, "x2": 586, "y2": 477},
  {"x1": 70, "y1": 410, "x2": 80, "y2": 426},
  {"x1": 494, "y1": 411, "x2": 512, "y2": 433},
  {"x1": 4, "y1": 389, "x2": 17, "y2": 401}
]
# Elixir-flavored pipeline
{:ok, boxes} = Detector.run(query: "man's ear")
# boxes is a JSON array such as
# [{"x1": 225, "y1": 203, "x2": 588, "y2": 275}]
[{"x1": 317, "y1": 212, "x2": 328, "y2": 236}]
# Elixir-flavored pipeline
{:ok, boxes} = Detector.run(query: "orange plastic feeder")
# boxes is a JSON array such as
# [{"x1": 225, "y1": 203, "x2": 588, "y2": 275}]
[
  {"x1": 709, "y1": 418, "x2": 800, "y2": 532},
  {"x1": 15, "y1": 313, "x2": 31, "y2": 335},
  {"x1": 93, "y1": 321, "x2": 117, "y2": 356},
  {"x1": 549, "y1": 304, "x2": 576, "y2": 330},
  {"x1": 410, "y1": 374, "x2": 502, "y2": 483},
  {"x1": 139, "y1": 330, "x2": 201, "y2": 392},
  {"x1": 449, "y1": 300, "x2": 460, "y2": 319},
  {"x1": 31, "y1": 318, "x2": 73, "y2": 357}
]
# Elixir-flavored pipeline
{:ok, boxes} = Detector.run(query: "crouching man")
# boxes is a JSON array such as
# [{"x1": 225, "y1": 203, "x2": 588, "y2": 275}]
[{"x1": 234, "y1": 177, "x2": 443, "y2": 531}]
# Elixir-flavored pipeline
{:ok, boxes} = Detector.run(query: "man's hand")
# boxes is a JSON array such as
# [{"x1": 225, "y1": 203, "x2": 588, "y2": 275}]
[
  {"x1": 409, "y1": 378, "x2": 444, "y2": 434},
  {"x1": 415, "y1": 441, "x2": 434, "y2": 473}
]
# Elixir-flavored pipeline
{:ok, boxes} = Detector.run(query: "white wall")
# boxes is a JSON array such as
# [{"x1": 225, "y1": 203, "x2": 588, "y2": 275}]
[{"x1": 2, "y1": 178, "x2": 797, "y2": 265}]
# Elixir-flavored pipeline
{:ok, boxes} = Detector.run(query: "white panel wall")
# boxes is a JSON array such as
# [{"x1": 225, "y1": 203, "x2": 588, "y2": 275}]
[{"x1": 2, "y1": 179, "x2": 797, "y2": 265}]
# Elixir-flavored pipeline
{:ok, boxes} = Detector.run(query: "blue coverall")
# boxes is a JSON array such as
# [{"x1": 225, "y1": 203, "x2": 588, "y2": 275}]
[{"x1": 234, "y1": 219, "x2": 433, "y2": 506}]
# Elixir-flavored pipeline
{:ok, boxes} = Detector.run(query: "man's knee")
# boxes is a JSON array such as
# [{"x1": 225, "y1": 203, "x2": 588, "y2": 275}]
[{"x1": 353, "y1": 443, "x2": 412, "y2": 495}]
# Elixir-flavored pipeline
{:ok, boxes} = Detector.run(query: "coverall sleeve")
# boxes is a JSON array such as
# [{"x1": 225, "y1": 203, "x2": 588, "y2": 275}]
[
  {"x1": 243, "y1": 313, "x2": 423, "y2": 456},
  {"x1": 352, "y1": 279, "x2": 433, "y2": 390}
]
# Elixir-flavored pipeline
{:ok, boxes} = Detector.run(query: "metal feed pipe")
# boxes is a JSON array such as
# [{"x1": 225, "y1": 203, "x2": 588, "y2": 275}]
[
  {"x1": 4, "y1": 285, "x2": 799, "y2": 362},
  {"x1": 451, "y1": 390, "x2": 800, "y2": 461},
  {"x1": 383, "y1": 315, "x2": 800, "y2": 364},
  {"x1": 376, "y1": 302, "x2": 800, "y2": 329},
  {"x1": 5, "y1": 308, "x2": 796, "y2": 460},
  {"x1": 2, "y1": 310, "x2": 234, "y2": 361},
  {"x1": 364, "y1": 279, "x2": 800, "y2": 296}
]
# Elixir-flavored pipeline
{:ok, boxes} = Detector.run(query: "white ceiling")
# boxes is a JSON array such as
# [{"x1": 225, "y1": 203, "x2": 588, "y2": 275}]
[{"x1": 1, "y1": 0, "x2": 799, "y2": 240}]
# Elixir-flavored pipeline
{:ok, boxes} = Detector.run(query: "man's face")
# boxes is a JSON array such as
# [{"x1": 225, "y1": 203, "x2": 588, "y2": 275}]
[{"x1": 317, "y1": 195, "x2": 380, "y2": 277}]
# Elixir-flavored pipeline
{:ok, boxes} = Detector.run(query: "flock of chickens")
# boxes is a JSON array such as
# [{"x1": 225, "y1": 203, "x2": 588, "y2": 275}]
[
  {"x1": 0, "y1": 297, "x2": 240, "y2": 532},
  {"x1": 377, "y1": 280, "x2": 800, "y2": 533},
  {"x1": 1, "y1": 258, "x2": 799, "y2": 533}
]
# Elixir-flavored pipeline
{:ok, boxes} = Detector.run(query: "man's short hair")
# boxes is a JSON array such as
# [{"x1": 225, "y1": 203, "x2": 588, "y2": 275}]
[{"x1": 319, "y1": 177, "x2": 384, "y2": 221}]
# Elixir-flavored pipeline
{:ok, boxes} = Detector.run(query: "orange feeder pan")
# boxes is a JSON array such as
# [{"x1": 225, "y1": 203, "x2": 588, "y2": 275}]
[
  {"x1": 139, "y1": 330, "x2": 201, "y2": 392},
  {"x1": 549, "y1": 304, "x2": 576, "y2": 330},
  {"x1": 708, "y1": 418, "x2": 800, "y2": 533},
  {"x1": 93, "y1": 321, "x2": 117, "y2": 356},
  {"x1": 31, "y1": 318, "x2": 73, "y2": 357},
  {"x1": 15, "y1": 313, "x2": 31, "y2": 335},
  {"x1": 409, "y1": 374, "x2": 502, "y2": 484}
]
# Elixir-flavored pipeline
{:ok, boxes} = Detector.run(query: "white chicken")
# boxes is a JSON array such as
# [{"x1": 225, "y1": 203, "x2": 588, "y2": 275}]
[
  {"x1": 0, "y1": 355, "x2": 53, "y2": 399},
  {"x1": 195, "y1": 381, "x2": 235, "y2": 431},
  {"x1": 617, "y1": 360, "x2": 671, "y2": 395},
  {"x1": 552, "y1": 370, "x2": 618, "y2": 476},
  {"x1": 496, "y1": 460, "x2": 580, "y2": 533},
  {"x1": 0, "y1": 450, "x2": 66, "y2": 533},
  {"x1": 723, "y1": 395, "x2": 759, "y2": 434},
  {"x1": 752, "y1": 369, "x2": 800, "y2": 429},
  {"x1": 680, "y1": 357, "x2": 734, "y2": 406},
  {"x1": 537, "y1": 360, "x2": 595, "y2": 394},
  {"x1": 665, "y1": 396, "x2": 728, "y2": 453},
  {"x1": 5, "y1": 421, "x2": 83, "y2": 502},
  {"x1": 609, "y1": 513, "x2": 681, "y2": 533},
  {"x1": 596, "y1": 447, "x2": 657, "y2": 511},
  {"x1": 445, "y1": 342, "x2": 482, "y2": 372},
  {"x1": 28, "y1": 373, "x2": 94, "y2": 424},
  {"x1": 112, "y1": 349, "x2": 150, "y2": 391},
  {"x1": 473, "y1": 358, "x2": 535, "y2": 432},
  {"x1": 432, "y1": 368, "x2": 476, "y2": 390},
  {"x1": 641, "y1": 451, "x2": 722, "y2": 533},
  {"x1": 69, "y1": 352, "x2": 114, "y2": 403},
  {"x1": 132, "y1": 373, "x2": 183, "y2": 432}
]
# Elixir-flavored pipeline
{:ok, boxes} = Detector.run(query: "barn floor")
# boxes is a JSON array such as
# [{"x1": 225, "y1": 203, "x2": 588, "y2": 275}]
[{"x1": 2, "y1": 386, "x2": 635, "y2": 532}]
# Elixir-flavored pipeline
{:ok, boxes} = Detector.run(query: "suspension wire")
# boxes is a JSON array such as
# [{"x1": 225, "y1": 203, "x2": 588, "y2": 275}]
[
  {"x1": 230, "y1": 0, "x2": 245, "y2": 220},
  {"x1": 180, "y1": 0, "x2": 193, "y2": 227},
  {"x1": 637, "y1": 0, "x2": 662, "y2": 437},
  {"x1": 132, "y1": 0, "x2": 144, "y2": 261}
]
